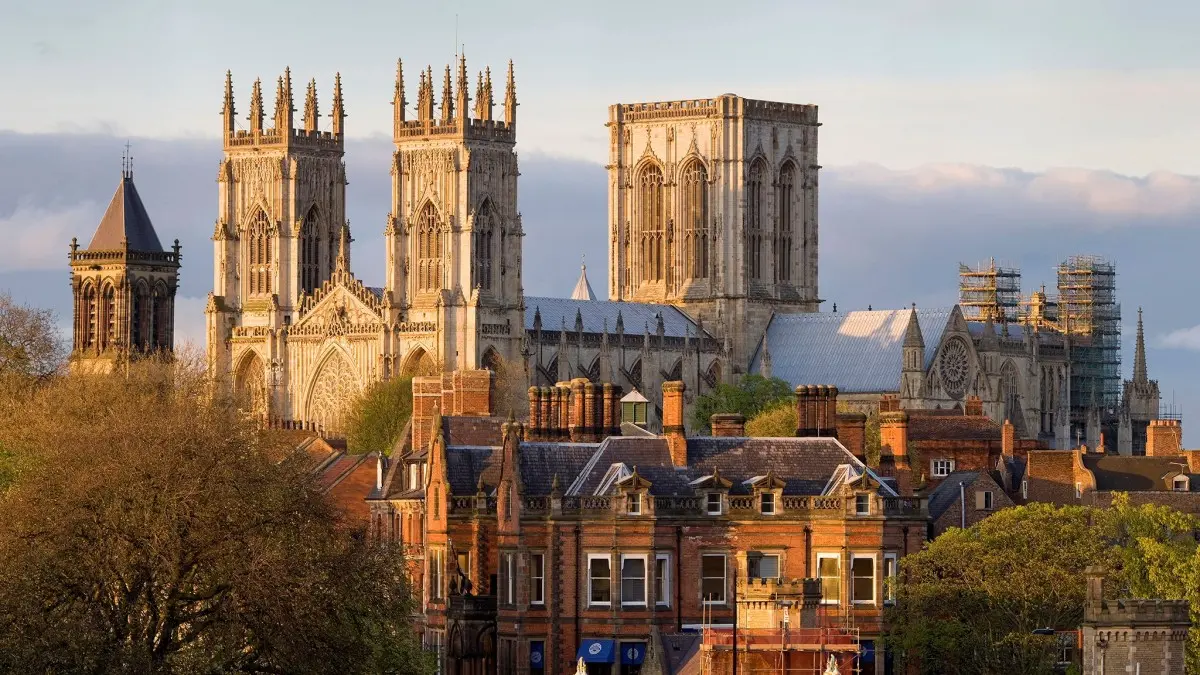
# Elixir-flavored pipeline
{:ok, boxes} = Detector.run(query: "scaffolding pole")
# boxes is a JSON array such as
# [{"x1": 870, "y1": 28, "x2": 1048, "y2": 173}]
[
  {"x1": 1056, "y1": 255, "x2": 1121, "y2": 411},
  {"x1": 959, "y1": 258, "x2": 1022, "y2": 324}
]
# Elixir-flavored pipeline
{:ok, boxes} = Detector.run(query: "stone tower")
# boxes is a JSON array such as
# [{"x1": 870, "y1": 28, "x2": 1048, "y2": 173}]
[
  {"x1": 607, "y1": 95, "x2": 820, "y2": 377},
  {"x1": 1119, "y1": 308, "x2": 1161, "y2": 455},
  {"x1": 70, "y1": 161, "x2": 181, "y2": 373},
  {"x1": 206, "y1": 68, "x2": 347, "y2": 393},
  {"x1": 385, "y1": 56, "x2": 524, "y2": 372},
  {"x1": 900, "y1": 305, "x2": 926, "y2": 409}
]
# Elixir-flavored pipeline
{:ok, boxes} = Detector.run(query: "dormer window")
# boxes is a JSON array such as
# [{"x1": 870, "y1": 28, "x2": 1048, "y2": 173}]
[
  {"x1": 1174, "y1": 477, "x2": 1189, "y2": 492},
  {"x1": 628, "y1": 493, "x2": 642, "y2": 515},
  {"x1": 707, "y1": 492, "x2": 723, "y2": 515},
  {"x1": 855, "y1": 494, "x2": 871, "y2": 516},
  {"x1": 760, "y1": 492, "x2": 776, "y2": 515}
]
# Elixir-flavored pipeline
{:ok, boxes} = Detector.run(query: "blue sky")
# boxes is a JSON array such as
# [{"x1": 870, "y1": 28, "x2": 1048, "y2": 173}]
[{"x1": 1, "y1": 1, "x2": 1198, "y2": 437}]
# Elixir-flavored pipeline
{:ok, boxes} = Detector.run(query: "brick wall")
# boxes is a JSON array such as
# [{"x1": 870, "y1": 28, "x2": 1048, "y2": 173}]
[
  {"x1": 931, "y1": 472, "x2": 1014, "y2": 537},
  {"x1": 1025, "y1": 450, "x2": 1092, "y2": 506}
]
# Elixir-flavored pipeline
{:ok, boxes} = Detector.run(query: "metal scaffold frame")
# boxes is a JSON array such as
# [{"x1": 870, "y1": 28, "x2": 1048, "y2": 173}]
[
  {"x1": 1056, "y1": 255, "x2": 1121, "y2": 410},
  {"x1": 959, "y1": 259, "x2": 1022, "y2": 324}
]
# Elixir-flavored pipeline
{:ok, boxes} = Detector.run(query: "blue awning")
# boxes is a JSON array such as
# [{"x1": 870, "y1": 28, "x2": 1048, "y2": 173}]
[
  {"x1": 577, "y1": 639, "x2": 616, "y2": 663},
  {"x1": 530, "y1": 641, "x2": 545, "y2": 669},
  {"x1": 621, "y1": 642, "x2": 647, "y2": 665}
]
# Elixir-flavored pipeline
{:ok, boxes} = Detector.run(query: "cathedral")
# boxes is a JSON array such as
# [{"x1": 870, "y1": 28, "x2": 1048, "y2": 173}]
[{"x1": 63, "y1": 55, "x2": 1159, "y2": 450}]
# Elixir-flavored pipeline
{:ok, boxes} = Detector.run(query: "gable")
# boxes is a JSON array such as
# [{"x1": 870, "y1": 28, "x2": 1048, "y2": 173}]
[{"x1": 290, "y1": 284, "x2": 384, "y2": 337}]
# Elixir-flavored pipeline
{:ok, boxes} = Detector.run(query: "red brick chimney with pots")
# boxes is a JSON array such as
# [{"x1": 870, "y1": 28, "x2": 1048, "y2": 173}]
[
  {"x1": 1147, "y1": 419, "x2": 1183, "y2": 457},
  {"x1": 710, "y1": 413, "x2": 746, "y2": 437},
  {"x1": 1002, "y1": 419, "x2": 1015, "y2": 458},
  {"x1": 663, "y1": 381, "x2": 687, "y2": 466}
]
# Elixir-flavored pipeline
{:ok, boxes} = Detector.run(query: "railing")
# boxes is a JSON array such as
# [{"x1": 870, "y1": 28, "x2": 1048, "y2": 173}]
[
  {"x1": 523, "y1": 496, "x2": 549, "y2": 512},
  {"x1": 654, "y1": 496, "x2": 699, "y2": 513},
  {"x1": 728, "y1": 496, "x2": 755, "y2": 512},
  {"x1": 446, "y1": 493, "x2": 926, "y2": 517},
  {"x1": 882, "y1": 497, "x2": 926, "y2": 516}
]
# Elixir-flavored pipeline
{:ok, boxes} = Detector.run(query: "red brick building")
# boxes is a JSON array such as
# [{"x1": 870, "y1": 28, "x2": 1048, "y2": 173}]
[{"x1": 370, "y1": 375, "x2": 928, "y2": 674}]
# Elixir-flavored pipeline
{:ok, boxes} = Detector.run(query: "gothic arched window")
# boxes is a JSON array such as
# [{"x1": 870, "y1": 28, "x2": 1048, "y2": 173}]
[
  {"x1": 153, "y1": 283, "x2": 171, "y2": 349},
  {"x1": 102, "y1": 284, "x2": 117, "y2": 350},
  {"x1": 680, "y1": 160, "x2": 709, "y2": 280},
  {"x1": 636, "y1": 164, "x2": 665, "y2": 283},
  {"x1": 83, "y1": 284, "x2": 98, "y2": 349},
  {"x1": 131, "y1": 281, "x2": 151, "y2": 352},
  {"x1": 474, "y1": 201, "x2": 494, "y2": 291},
  {"x1": 1001, "y1": 360, "x2": 1020, "y2": 425},
  {"x1": 747, "y1": 159, "x2": 767, "y2": 281},
  {"x1": 416, "y1": 203, "x2": 442, "y2": 292},
  {"x1": 299, "y1": 206, "x2": 320, "y2": 294},
  {"x1": 776, "y1": 161, "x2": 795, "y2": 283},
  {"x1": 246, "y1": 210, "x2": 272, "y2": 296}
]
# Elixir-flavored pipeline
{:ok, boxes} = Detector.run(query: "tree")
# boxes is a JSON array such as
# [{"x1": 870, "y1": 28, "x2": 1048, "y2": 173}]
[
  {"x1": 690, "y1": 374, "x2": 793, "y2": 431},
  {"x1": 886, "y1": 504, "x2": 1108, "y2": 674},
  {"x1": 486, "y1": 352, "x2": 530, "y2": 419},
  {"x1": 345, "y1": 375, "x2": 414, "y2": 456},
  {"x1": 0, "y1": 291, "x2": 65, "y2": 381},
  {"x1": 744, "y1": 401, "x2": 881, "y2": 465},
  {"x1": 0, "y1": 358, "x2": 431, "y2": 674}
]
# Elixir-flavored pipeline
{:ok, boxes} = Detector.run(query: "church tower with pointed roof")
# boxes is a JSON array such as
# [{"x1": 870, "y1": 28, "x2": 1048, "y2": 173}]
[{"x1": 70, "y1": 159, "x2": 181, "y2": 373}]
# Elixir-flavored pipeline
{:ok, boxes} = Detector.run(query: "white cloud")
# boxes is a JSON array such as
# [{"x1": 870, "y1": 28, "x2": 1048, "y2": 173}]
[
  {"x1": 1161, "y1": 325, "x2": 1200, "y2": 351},
  {"x1": 0, "y1": 200, "x2": 101, "y2": 270}
]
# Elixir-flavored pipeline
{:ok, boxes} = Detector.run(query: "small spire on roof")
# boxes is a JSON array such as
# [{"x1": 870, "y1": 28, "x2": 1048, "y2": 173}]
[{"x1": 571, "y1": 256, "x2": 597, "y2": 301}]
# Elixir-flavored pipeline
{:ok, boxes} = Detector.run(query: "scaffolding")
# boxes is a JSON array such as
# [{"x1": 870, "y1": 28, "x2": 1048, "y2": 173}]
[
  {"x1": 959, "y1": 259, "x2": 1021, "y2": 323},
  {"x1": 1056, "y1": 256, "x2": 1121, "y2": 410}
]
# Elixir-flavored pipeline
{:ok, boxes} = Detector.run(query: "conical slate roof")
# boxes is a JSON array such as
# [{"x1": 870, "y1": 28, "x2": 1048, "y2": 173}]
[
  {"x1": 903, "y1": 305, "x2": 925, "y2": 349},
  {"x1": 87, "y1": 173, "x2": 164, "y2": 252},
  {"x1": 570, "y1": 262, "x2": 596, "y2": 301}
]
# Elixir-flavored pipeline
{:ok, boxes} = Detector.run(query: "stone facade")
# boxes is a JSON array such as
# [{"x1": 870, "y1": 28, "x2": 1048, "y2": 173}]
[
  {"x1": 1082, "y1": 567, "x2": 1189, "y2": 675},
  {"x1": 70, "y1": 166, "x2": 180, "y2": 373},
  {"x1": 607, "y1": 96, "x2": 821, "y2": 375}
]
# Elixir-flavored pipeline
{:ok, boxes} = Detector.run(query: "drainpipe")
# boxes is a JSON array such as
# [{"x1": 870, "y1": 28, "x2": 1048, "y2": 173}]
[
  {"x1": 574, "y1": 523, "x2": 581, "y2": 658},
  {"x1": 960, "y1": 481, "x2": 966, "y2": 529},
  {"x1": 675, "y1": 526, "x2": 683, "y2": 630}
]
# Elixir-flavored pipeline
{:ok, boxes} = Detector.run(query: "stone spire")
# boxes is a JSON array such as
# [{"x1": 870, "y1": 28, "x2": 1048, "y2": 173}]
[
  {"x1": 222, "y1": 71, "x2": 236, "y2": 134},
  {"x1": 273, "y1": 68, "x2": 293, "y2": 132},
  {"x1": 1133, "y1": 307, "x2": 1148, "y2": 384},
  {"x1": 330, "y1": 73, "x2": 346, "y2": 137},
  {"x1": 392, "y1": 59, "x2": 406, "y2": 126},
  {"x1": 335, "y1": 220, "x2": 350, "y2": 275},
  {"x1": 418, "y1": 66, "x2": 434, "y2": 122},
  {"x1": 455, "y1": 53, "x2": 469, "y2": 123},
  {"x1": 302, "y1": 78, "x2": 319, "y2": 133},
  {"x1": 476, "y1": 67, "x2": 494, "y2": 121},
  {"x1": 440, "y1": 65, "x2": 454, "y2": 124},
  {"x1": 503, "y1": 60, "x2": 517, "y2": 126},
  {"x1": 248, "y1": 77, "x2": 264, "y2": 134},
  {"x1": 903, "y1": 304, "x2": 924, "y2": 349},
  {"x1": 571, "y1": 260, "x2": 597, "y2": 301}
]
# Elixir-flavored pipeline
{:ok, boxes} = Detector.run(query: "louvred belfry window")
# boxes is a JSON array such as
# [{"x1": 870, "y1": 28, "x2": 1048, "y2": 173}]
[
  {"x1": 747, "y1": 160, "x2": 767, "y2": 281},
  {"x1": 775, "y1": 162, "x2": 795, "y2": 282},
  {"x1": 299, "y1": 206, "x2": 320, "y2": 293},
  {"x1": 247, "y1": 210, "x2": 272, "y2": 295},
  {"x1": 474, "y1": 202, "x2": 494, "y2": 291},
  {"x1": 416, "y1": 204, "x2": 442, "y2": 292},
  {"x1": 637, "y1": 164, "x2": 665, "y2": 283},
  {"x1": 680, "y1": 160, "x2": 709, "y2": 280}
]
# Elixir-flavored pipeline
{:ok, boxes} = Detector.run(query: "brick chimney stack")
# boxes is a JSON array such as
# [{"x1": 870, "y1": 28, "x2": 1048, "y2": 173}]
[
  {"x1": 795, "y1": 385, "x2": 839, "y2": 438},
  {"x1": 663, "y1": 381, "x2": 687, "y2": 466},
  {"x1": 880, "y1": 411, "x2": 909, "y2": 464},
  {"x1": 710, "y1": 413, "x2": 746, "y2": 437},
  {"x1": 1146, "y1": 419, "x2": 1183, "y2": 457},
  {"x1": 965, "y1": 395, "x2": 983, "y2": 417},
  {"x1": 1002, "y1": 419, "x2": 1015, "y2": 458}
]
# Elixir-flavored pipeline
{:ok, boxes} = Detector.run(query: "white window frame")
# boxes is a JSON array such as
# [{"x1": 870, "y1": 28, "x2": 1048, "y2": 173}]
[
  {"x1": 587, "y1": 553, "x2": 612, "y2": 607},
  {"x1": 855, "y1": 493, "x2": 871, "y2": 515},
  {"x1": 504, "y1": 552, "x2": 516, "y2": 605},
  {"x1": 706, "y1": 492, "x2": 723, "y2": 515},
  {"x1": 628, "y1": 492, "x2": 642, "y2": 515},
  {"x1": 883, "y1": 553, "x2": 898, "y2": 606},
  {"x1": 429, "y1": 548, "x2": 445, "y2": 601},
  {"x1": 851, "y1": 553, "x2": 877, "y2": 605},
  {"x1": 530, "y1": 552, "x2": 545, "y2": 606},
  {"x1": 932, "y1": 459, "x2": 954, "y2": 478},
  {"x1": 620, "y1": 553, "x2": 649, "y2": 606},
  {"x1": 981, "y1": 490, "x2": 994, "y2": 510},
  {"x1": 760, "y1": 492, "x2": 776, "y2": 515},
  {"x1": 817, "y1": 553, "x2": 840, "y2": 605},
  {"x1": 1175, "y1": 477, "x2": 1189, "y2": 492},
  {"x1": 701, "y1": 553, "x2": 727, "y2": 605},
  {"x1": 748, "y1": 552, "x2": 781, "y2": 580},
  {"x1": 655, "y1": 553, "x2": 671, "y2": 607}
]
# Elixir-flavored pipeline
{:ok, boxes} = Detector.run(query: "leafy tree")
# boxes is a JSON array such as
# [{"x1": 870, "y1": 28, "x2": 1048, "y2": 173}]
[
  {"x1": 486, "y1": 352, "x2": 530, "y2": 419},
  {"x1": 345, "y1": 375, "x2": 414, "y2": 456},
  {"x1": 0, "y1": 291, "x2": 65, "y2": 382},
  {"x1": 0, "y1": 358, "x2": 431, "y2": 674},
  {"x1": 745, "y1": 401, "x2": 796, "y2": 437},
  {"x1": 690, "y1": 374, "x2": 793, "y2": 431}
]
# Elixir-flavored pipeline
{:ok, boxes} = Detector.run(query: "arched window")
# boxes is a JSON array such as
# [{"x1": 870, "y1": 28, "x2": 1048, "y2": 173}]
[
  {"x1": 416, "y1": 204, "x2": 442, "y2": 292},
  {"x1": 680, "y1": 160, "x2": 709, "y2": 280},
  {"x1": 246, "y1": 210, "x2": 272, "y2": 295},
  {"x1": 776, "y1": 162, "x2": 795, "y2": 282},
  {"x1": 637, "y1": 164, "x2": 665, "y2": 282},
  {"x1": 747, "y1": 160, "x2": 767, "y2": 281},
  {"x1": 83, "y1": 284, "x2": 98, "y2": 349},
  {"x1": 153, "y1": 283, "x2": 171, "y2": 349},
  {"x1": 474, "y1": 202, "x2": 494, "y2": 291},
  {"x1": 131, "y1": 282, "x2": 151, "y2": 352},
  {"x1": 299, "y1": 206, "x2": 320, "y2": 293},
  {"x1": 1001, "y1": 360, "x2": 1020, "y2": 425},
  {"x1": 102, "y1": 285, "x2": 117, "y2": 350}
]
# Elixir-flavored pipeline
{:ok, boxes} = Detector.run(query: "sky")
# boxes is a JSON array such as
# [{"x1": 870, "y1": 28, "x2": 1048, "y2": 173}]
[{"x1": 1, "y1": 0, "x2": 1198, "y2": 439}]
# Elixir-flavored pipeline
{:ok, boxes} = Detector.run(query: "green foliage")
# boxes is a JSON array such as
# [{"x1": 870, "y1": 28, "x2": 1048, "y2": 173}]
[
  {"x1": 690, "y1": 374, "x2": 793, "y2": 432},
  {"x1": 0, "y1": 361, "x2": 431, "y2": 674},
  {"x1": 745, "y1": 401, "x2": 796, "y2": 437},
  {"x1": 887, "y1": 499, "x2": 1200, "y2": 673},
  {"x1": 345, "y1": 376, "x2": 413, "y2": 456}
]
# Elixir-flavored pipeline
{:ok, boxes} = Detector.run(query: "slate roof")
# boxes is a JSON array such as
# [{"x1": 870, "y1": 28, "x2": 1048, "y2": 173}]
[
  {"x1": 751, "y1": 308, "x2": 953, "y2": 393},
  {"x1": 570, "y1": 264, "x2": 597, "y2": 301},
  {"x1": 660, "y1": 634, "x2": 702, "y2": 675},
  {"x1": 524, "y1": 296, "x2": 709, "y2": 339},
  {"x1": 908, "y1": 412, "x2": 1002, "y2": 442},
  {"x1": 519, "y1": 443, "x2": 604, "y2": 495},
  {"x1": 446, "y1": 446, "x2": 502, "y2": 495},
  {"x1": 88, "y1": 174, "x2": 165, "y2": 252},
  {"x1": 927, "y1": 470, "x2": 980, "y2": 519},
  {"x1": 1082, "y1": 455, "x2": 1197, "y2": 492}
]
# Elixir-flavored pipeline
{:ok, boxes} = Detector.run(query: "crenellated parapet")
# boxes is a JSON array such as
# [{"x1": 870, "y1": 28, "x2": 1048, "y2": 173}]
[
  {"x1": 391, "y1": 56, "x2": 517, "y2": 143},
  {"x1": 222, "y1": 68, "x2": 347, "y2": 151}
]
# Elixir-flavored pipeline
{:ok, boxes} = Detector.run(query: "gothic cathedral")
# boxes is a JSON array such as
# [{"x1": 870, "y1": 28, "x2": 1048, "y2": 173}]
[
  {"x1": 205, "y1": 58, "x2": 523, "y2": 434},
  {"x1": 69, "y1": 162, "x2": 181, "y2": 373}
]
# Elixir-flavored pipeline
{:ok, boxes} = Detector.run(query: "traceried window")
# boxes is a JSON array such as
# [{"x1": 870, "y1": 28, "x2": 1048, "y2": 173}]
[
  {"x1": 680, "y1": 159, "x2": 709, "y2": 280},
  {"x1": 83, "y1": 284, "x2": 98, "y2": 349},
  {"x1": 636, "y1": 164, "x2": 665, "y2": 282},
  {"x1": 473, "y1": 201, "x2": 494, "y2": 291},
  {"x1": 246, "y1": 210, "x2": 272, "y2": 296},
  {"x1": 416, "y1": 203, "x2": 442, "y2": 292},
  {"x1": 746, "y1": 159, "x2": 767, "y2": 281},
  {"x1": 153, "y1": 284, "x2": 170, "y2": 349},
  {"x1": 131, "y1": 282, "x2": 150, "y2": 351},
  {"x1": 299, "y1": 206, "x2": 320, "y2": 293},
  {"x1": 775, "y1": 161, "x2": 795, "y2": 282},
  {"x1": 103, "y1": 285, "x2": 117, "y2": 350}
]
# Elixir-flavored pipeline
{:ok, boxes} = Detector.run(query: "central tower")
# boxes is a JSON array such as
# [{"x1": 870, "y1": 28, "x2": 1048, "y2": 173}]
[{"x1": 386, "y1": 56, "x2": 524, "y2": 372}]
